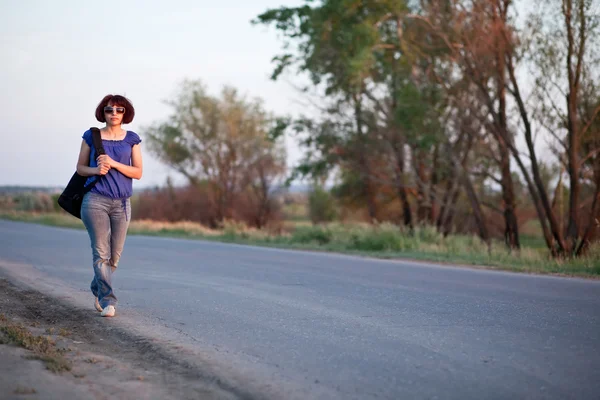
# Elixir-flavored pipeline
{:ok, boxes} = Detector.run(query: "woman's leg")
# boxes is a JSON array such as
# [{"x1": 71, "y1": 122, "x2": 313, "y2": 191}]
[
  {"x1": 109, "y1": 198, "x2": 131, "y2": 270},
  {"x1": 81, "y1": 193, "x2": 118, "y2": 308}
]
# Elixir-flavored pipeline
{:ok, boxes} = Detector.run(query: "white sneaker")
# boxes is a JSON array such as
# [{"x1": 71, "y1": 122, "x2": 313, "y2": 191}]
[
  {"x1": 94, "y1": 298, "x2": 103, "y2": 312},
  {"x1": 101, "y1": 305, "x2": 115, "y2": 317}
]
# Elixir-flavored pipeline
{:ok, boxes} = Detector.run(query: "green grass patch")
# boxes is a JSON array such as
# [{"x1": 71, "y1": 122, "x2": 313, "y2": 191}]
[
  {"x1": 2, "y1": 212, "x2": 599, "y2": 278},
  {"x1": 519, "y1": 234, "x2": 548, "y2": 250}
]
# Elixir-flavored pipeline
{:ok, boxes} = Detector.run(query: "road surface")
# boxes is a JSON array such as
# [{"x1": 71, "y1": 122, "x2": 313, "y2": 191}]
[{"x1": 0, "y1": 220, "x2": 599, "y2": 399}]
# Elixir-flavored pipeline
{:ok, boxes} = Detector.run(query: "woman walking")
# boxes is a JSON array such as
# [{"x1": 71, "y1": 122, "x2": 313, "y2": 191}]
[{"x1": 76, "y1": 94, "x2": 143, "y2": 317}]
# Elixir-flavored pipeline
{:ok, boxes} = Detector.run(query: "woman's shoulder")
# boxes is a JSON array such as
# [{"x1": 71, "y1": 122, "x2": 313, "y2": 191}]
[
  {"x1": 125, "y1": 131, "x2": 142, "y2": 146},
  {"x1": 81, "y1": 127, "x2": 103, "y2": 145},
  {"x1": 81, "y1": 128, "x2": 93, "y2": 145}
]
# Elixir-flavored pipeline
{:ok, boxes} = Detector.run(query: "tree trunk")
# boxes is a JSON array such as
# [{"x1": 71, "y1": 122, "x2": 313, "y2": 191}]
[
  {"x1": 437, "y1": 172, "x2": 454, "y2": 232},
  {"x1": 442, "y1": 183, "x2": 461, "y2": 237},
  {"x1": 506, "y1": 55, "x2": 566, "y2": 254},
  {"x1": 576, "y1": 173, "x2": 600, "y2": 256},
  {"x1": 354, "y1": 96, "x2": 378, "y2": 221},
  {"x1": 566, "y1": 90, "x2": 581, "y2": 250},
  {"x1": 397, "y1": 182, "x2": 414, "y2": 231},
  {"x1": 493, "y1": 19, "x2": 521, "y2": 250},
  {"x1": 393, "y1": 141, "x2": 414, "y2": 230},
  {"x1": 450, "y1": 131, "x2": 490, "y2": 245},
  {"x1": 460, "y1": 166, "x2": 491, "y2": 247},
  {"x1": 499, "y1": 149, "x2": 520, "y2": 250},
  {"x1": 429, "y1": 145, "x2": 439, "y2": 224},
  {"x1": 413, "y1": 149, "x2": 431, "y2": 224},
  {"x1": 564, "y1": 0, "x2": 584, "y2": 252},
  {"x1": 439, "y1": 132, "x2": 472, "y2": 236},
  {"x1": 389, "y1": 56, "x2": 412, "y2": 229}
]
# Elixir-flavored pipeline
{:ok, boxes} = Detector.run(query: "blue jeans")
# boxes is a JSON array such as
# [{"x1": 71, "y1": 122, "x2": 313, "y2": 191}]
[{"x1": 81, "y1": 192, "x2": 131, "y2": 308}]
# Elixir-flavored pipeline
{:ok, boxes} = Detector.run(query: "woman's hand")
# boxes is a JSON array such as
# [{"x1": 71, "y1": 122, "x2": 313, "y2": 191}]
[
  {"x1": 96, "y1": 154, "x2": 116, "y2": 168},
  {"x1": 96, "y1": 162, "x2": 111, "y2": 176}
]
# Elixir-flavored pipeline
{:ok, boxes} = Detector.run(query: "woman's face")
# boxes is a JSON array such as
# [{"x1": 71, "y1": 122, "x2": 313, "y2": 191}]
[{"x1": 104, "y1": 102, "x2": 125, "y2": 126}]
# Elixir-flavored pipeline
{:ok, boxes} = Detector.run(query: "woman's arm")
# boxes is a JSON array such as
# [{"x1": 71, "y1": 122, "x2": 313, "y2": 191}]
[
  {"x1": 96, "y1": 144, "x2": 143, "y2": 180},
  {"x1": 76, "y1": 140, "x2": 109, "y2": 176}
]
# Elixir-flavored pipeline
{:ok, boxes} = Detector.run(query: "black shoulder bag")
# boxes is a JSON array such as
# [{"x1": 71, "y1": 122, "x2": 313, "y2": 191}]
[{"x1": 57, "y1": 127, "x2": 105, "y2": 219}]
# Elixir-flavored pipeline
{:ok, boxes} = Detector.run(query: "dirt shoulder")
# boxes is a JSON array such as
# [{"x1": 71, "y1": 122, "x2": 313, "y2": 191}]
[{"x1": 0, "y1": 278, "x2": 255, "y2": 400}]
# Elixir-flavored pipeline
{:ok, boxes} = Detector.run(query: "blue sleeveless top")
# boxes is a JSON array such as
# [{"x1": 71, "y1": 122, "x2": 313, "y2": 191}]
[{"x1": 82, "y1": 129, "x2": 142, "y2": 199}]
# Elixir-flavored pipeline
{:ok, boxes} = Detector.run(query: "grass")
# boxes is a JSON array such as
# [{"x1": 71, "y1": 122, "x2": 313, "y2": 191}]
[
  {"x1": 1, "y1": 211, "x2": 599, "y2": 278},
  {"x1": 0, "y1": 314, "x2": 72, "y2": 373},
  {"x1": 0, "y1": 211, "x2": 85, "y2": 230},
  {"x1": 13, "y1": 386, "x2": 37, "y2": 395}
]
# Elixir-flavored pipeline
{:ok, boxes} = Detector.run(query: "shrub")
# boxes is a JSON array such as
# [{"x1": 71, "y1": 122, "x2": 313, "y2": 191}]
[
  {"x1": 291, "y1": 225, "x2": 333, "y2": 245},
  {"x1": 14, "y1": 193, "x2": 54, "y2": 213},
  {"x1": 134, "y1": 183, "x2": 282, "y2": 229},
  {"x1": 308, "y1": 187, "x2": 337, "y2": 224}
]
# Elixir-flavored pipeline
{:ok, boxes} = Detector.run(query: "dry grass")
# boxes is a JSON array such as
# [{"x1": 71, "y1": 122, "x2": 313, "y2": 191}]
[
  {"x1": 13, "y1": 386, "x2": 37, "y2": 395},
  {"x1": 129, "y1": 219, "x2": 222, "y2": 236},
  {"x1": 0, "y1": 316, "x2": 71, "y2": 373}
]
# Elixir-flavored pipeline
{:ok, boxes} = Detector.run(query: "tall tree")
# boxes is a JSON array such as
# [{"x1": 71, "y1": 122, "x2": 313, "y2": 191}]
[
  {"x1": 255, "y1": 0, "x2": 387, "y2": 220},
  {"x1": 254, "y1": 0, "x2": 449, "y2": 228},
  {"x1": 417, "y1": 0, "x2": 521, "y2": 248}
]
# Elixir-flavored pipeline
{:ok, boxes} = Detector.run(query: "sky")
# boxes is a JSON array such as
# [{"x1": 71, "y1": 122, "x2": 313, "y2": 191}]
[
  {"x1": 0, "y1": 1, "x2": 556, "y2": 190},
  {"x1": 0, "y1": 0, "x2": 307, "y2": 188}
]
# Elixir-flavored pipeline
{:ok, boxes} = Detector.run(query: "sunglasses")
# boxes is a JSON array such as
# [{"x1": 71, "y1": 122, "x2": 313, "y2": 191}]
[{"x1": 104, "y1": 106, "x2": 126, "y2": 114}]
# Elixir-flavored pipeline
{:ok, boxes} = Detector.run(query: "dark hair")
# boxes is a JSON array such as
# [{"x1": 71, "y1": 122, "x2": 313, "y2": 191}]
[{"x1": 95, "y1": 94, "x2": 135, "y2": 124}]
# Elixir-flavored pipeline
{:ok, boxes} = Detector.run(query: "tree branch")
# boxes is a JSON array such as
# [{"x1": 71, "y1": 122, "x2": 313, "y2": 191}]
[
  {"x1": 539, "y1": 80, "x2": 568, "y2": 125},
  {"x1": 482, "y1": 201, "x2": 504, "y2": 215},
  {"x1": 581, "y1": 148, "x2": 600, "y2": 165},
  {"x1": 472, "y1": 169, "x2": 502, "y2": 185},
  {"x1": 363, "y1": 88, "x2": 390, "y2": 119},
  {"x1": 574, "y1": 0, "x2": 587, "y2": 90},
  {"x1": 581, "y1": 103, "x2": 600, "y2": 138}
]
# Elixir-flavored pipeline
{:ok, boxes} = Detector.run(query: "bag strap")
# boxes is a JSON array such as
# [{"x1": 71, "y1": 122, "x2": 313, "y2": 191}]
[
  {"x1": 85, "y1": 127, "x2": 106, "y2": 189},
  {"x1": 90, "y1": 127, "x2": 105, "y2": 156}
]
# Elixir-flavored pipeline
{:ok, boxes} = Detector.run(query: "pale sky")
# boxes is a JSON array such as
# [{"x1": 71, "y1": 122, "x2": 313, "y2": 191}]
[
  {"x1": 1, "y1": 1, "x2": 555, "y2": 189},
  {"x1": 0, "y1": 0, "x2": 306, "y2": 188}
]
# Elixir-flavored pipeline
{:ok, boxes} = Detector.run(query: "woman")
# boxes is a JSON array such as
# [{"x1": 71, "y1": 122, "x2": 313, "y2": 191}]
[{"x1": 76, "y1": 94, "x2": 143, "y2": 317}]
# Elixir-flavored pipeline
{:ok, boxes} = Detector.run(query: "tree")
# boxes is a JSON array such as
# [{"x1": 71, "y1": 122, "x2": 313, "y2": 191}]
[
  {"x1": 417, "y1": 0, "x2": 599, "y2": 256},
  {"x1": 508, "y1": 0, "x2": 600, "y2": 255},
  {"x1": 412, "y1": 0, "x2": 521, "y2": 248},
  {"x1": 254, "y1": 0, "x2": 413, "y2": 223},
  {"x1": 145, "y1": 80, "x2": 287, "y2": 226},
  {"x1": 254, "y1": 0, "x2": 447, "y2": 228}
]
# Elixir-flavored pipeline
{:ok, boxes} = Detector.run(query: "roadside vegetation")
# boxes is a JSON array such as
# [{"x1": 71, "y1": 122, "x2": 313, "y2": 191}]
[
  {"x1": 1, "y1": 192, "x2": 598, "y2": 277},
  {"x1": 0, "y1": 313, "x2": 71, "y2": 373}
]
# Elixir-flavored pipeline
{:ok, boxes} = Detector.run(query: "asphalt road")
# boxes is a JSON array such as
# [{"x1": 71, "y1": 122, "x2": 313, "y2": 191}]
[{"x1": 1, "y1": 220, "x2": 599, "y2": 399}]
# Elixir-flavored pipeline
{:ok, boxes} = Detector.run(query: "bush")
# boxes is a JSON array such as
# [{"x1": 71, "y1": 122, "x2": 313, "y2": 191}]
[
  {"x1": 339, "y1": 223, "x2": 417, "y2": 252},
  {"x1": 14, "y1": 193, "x2": 54, "y2": 213},
  {"x1": 308, "y1": 187, "x2": 337, "y2": 224},
  {"x1": 350, "y1": 229, "x2": 402, "y2": 251},
  {"x1": 50, "y1": 193, "x2": 62, "y2": 212},
  {"x1": 291, "y1": 225, "x2": 333, "y2": 245},
  {"x1": 0, "y1": 195, "x2": 15, "y2": 211},
  {"x1": 134, "y1": 183, "x2": 282, "y2": 229}
]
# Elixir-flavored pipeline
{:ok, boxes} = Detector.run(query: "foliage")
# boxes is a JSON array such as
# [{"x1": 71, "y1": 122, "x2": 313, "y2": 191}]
[
  {"x1": 308, "y1": 186, "x2": 337, "y2": 223},
  {"x1": 133, "y1": 183, "x2": 284, "y2": 229},
  {"x1": 144, "y1": 80, "x2": 287, "y2": 225},
  {"x1": 0, "y1": 193, "x2": 56, "y2": 213},
  {"x1": 253, "y1": 0, "x2": 600, "y2": 257}
]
